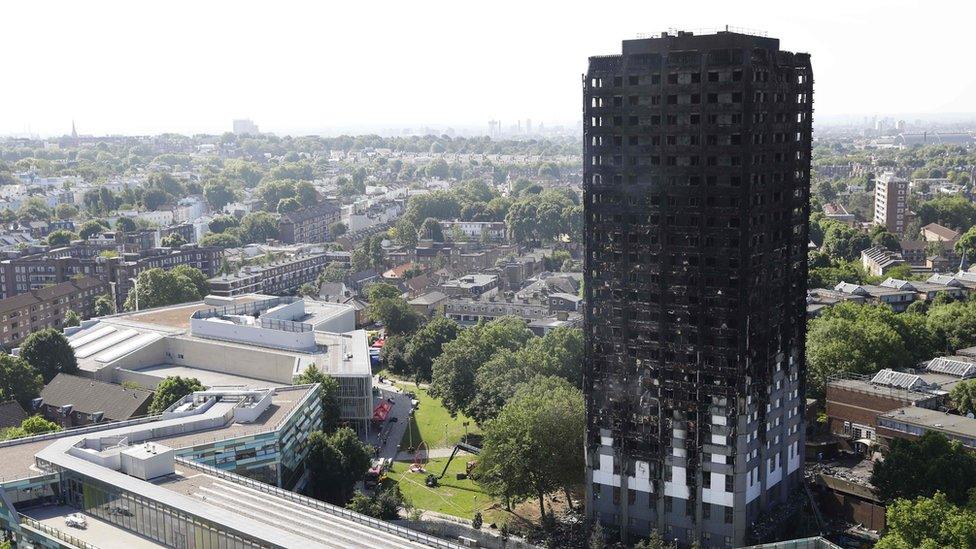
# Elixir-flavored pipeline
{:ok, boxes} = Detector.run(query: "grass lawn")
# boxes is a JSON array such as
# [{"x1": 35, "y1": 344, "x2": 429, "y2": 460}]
[
  {"x1": 386, "y1": 457, "x2": 501, "y2": 522},
  {"x1": 397, "y1": 384, "x2": 481, "y2": 450}
]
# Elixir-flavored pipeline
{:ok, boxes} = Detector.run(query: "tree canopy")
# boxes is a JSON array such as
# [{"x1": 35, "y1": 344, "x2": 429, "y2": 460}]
[
  {"x1": 871, "y1": 431, "x2": 976, "y2": 506},
  {"x1": 875, "y1": 492, "x2": 976, "y2": 549},
  {"x1": 148, "y1": 376, "x2": 205, "y2": 414},
  {"x1": 295, "y1": 365, "x2": 342, "y2": 432},
  {"x1": 477, "y1": 376, "x2": 584, "y2": 519},
  {"x1": 806, "y1": 302, "x2": 934, "y2": 393},
  {"x1": 306, "y1": 427, "x2": 372, "y2": 504},
  {"x1": 430, "y1": 316, "x2": 535, "y2": 416},
  {"x1": 124, "y1": 267, "x2": 203, "y2": 311},
  {"x1": 0, "y1": 353, "x2": 43, "y2": 410},
  {"x1": 239, "y1": 211, "x2": 279, "y2": 244},
  {"x1": 20, "y1": 328, "x2": 78, "y2": 382},
  {"x1": 368, "y1": 297, "x2": 421, "y2": 335}
]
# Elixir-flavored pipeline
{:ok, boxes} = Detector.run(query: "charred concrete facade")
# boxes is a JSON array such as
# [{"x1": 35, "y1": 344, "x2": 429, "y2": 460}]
[{"x1": 583, "y1": 31, "x2": 812, "y2": 547}]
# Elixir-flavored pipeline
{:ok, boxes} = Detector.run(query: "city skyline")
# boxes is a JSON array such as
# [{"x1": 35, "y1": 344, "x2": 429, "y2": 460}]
[{"x1": 2, "y1": 0, "x2": 975, "y2": 137}]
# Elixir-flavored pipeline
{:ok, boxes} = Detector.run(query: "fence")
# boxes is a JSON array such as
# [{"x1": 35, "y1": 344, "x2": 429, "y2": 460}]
[{"x1": 175, "y1": 457, "x2": 462, "y2": 549}]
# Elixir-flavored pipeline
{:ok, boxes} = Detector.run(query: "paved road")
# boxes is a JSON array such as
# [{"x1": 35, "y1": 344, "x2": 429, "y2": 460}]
[{"x1": 367, "y1": 378, "x2": 412, "y2": 461}]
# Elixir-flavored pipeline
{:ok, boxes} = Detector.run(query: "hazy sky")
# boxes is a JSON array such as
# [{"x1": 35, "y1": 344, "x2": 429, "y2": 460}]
[{"x1": 2, "y1": 0, "x2": 974, "y2": 137}]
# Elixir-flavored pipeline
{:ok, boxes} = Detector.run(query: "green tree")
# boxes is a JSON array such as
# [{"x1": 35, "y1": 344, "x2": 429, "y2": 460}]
[
  {"x1": 430, "y1": 316, "x2": 535, "y2": 416},
  {"x1": 871, "y1": 431, "x2": 976, "y2": 506},
  {"x1": 142, "y1": 188, "x2": 169, "y2": 210},
  {"x1": 17, "y1": 197, "x2": 52, "y2": 221},
  {"x1": 297, "y1": 282, "x2": 319, "y2": 298},
  {"x1": 806, "y1": 302, "x2": 933, "y2": 393},
  {"x1": 203, "y1": 181, "x2": 235, "y2": 210},
  {"x1": 345, "y1": 484, "x2": 405, "y2": 520},
  {"x1": 875, "y1": 492, "x2": 976, "y2": 549},
  {"x1": 318, "y1": 262, "x2": 350, "y2": 284},
  {"x1": 820, "y1": 222, "x2": 872, "y2": 261},
  {"x1": 469, "y1": 351, "x2": 527, "y2": 424},
  {"x1": 295, "y1": 365, "x2": 342, "y2": 432},
  {"x1": 20, "y1": 415, "x2": 60, "y2": 436},
  {"x1": 124, "y1": 268, "x2": 202, "y2": 311},
  {"x1": 478, "y1": 376, "x2": 584, "y2": 519},
  {"x1": 365, "y1": 283, "x2": 401, "y2": 302},
  {"x1": 951, "y1": 380, "x2": 976, "y2": 416},
  {"x1": 208, "y1": 214, "x2": 240, "y2": 234},
  {"x1": 0, "y1": 353, "x2": 44, "y2": 410},
  {"x1": 957, "y1": 226, "x2": 976, "y2": 259},
  {"x1": 424, "y1": 158, "x2": 450, "y2": 179},
  {"x1": 200, "y1": 232, "x2": 242, "y2": 249},
  {"x1": 171, "y1": 265, "x2": 209, "y2": 298},
  {"x1": 46, "y1": 229, "x2": 76, "y2": 247},
  {"x1": 93, "y1": 294, "x2": 115, "y2": 317},
  {"x1": 927, "y1": 300, "x2": 976, "y2": 354},
  {"x1": 54, "y1": 203, "x2": 78, "y2": 220},
  {"x1": 307, "y1": 427, "x2": 372, "y2": 504},
  {"x1": 402, "y1": 316, "x2": 460, "y2": 381},
  {"x1": 161, "y1": 232, "x2": 186, "y2": 248},
  {"x1": 78, "y1": 219, "x2": 106, "y2": 240},
  {"x1": 239, "y1": 211, "x2": 279, "y2": 244},
  {"x1": 115, "y1": 216, "x2": 137, "y2": 232},
  {"x1": 380, "y1": 334, "x2": 410, "y2": 375},
  {"x1": 63, "y1": 310, "x2": 81, "y2": 327},
  {"x1": 469, "y1": 327, "x2": 583, "y2": 424},
  {"x1": 368, "y1": 297, "x2": 421, "y2": 335},
  {"x1": 872, "y1": 230, "x2": 902, "y2": 252},
  {"x1": 148, "y1": 376, "x2": 205, "y2": 414},
  {"x1": 328, "y1": 222, "x2": 347, "y2": 239},
  {"x1": 277, "y1": 197, "x2": 302, "y2": 214},
  {"x1": 634, "y1": 530, "x2": 675, "y2": 549},
  {"x1": 419, "y1": 217, "x2": 443, "y2": 242},
  {"x1": 916, "y1": 195, "x2": 976, "y2": 231},
  {"x1": 392, "y1": 218, "x2": 418, "y2": 248},
  {"x1": 20, "y1": 328, "x2": 78, "y2": 382}
]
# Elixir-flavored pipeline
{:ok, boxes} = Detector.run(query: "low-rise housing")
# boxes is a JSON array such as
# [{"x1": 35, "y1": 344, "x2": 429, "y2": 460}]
[
  {"x1": 806, "y1": 288, "x2": 867, "y2": 317},
  {"x1": 921, "y1": 222, "x2": 961, "y2": 243},
  {"x1": 439, "y1": 273, "x2": 499, "y2": 298},
  {"x1": 860, "y1": 246, "x2": 906, "y2": 277},
  {"x1": 438, "y1": 220, "x2": 507, "y2": 241},
  {"x1": 877, "y1": 406, "x2": 976, "y2": 450},
  {"x1": 822, "y1": 203, "x2": 855, "y2": 225},
  {"x1": 833, "y1": 281, "x2": 915, "y2": 312},
  {"x1": 879, "y1": 277, "x2": 968, "y2": 302},
  {"x1": 38, "y1": 373, "x2": 154, "y2": 427},
  {"x1": 408, "y1": 291, "x2": 448, "y2": 317}
]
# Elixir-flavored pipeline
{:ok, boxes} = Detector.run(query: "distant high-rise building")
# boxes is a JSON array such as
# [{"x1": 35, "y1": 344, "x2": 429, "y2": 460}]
[
  {"x1": 583, "y1": 30, "x2": 812, "y2": 547},
  {"x1": 232, "y1": 118, "x2": 260, "y2": 135},
  {"x1": 873, "y1": 172, "x2": 909, "y2": 235},
  {"x1": 526, "y1": 118, "x2": 533, "y2": 134}
]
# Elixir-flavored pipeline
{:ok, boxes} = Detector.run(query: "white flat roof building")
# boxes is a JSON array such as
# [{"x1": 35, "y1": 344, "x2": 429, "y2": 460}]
[{"x1": 61, "y1": 295, "x2": 373, "y2": 433}]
